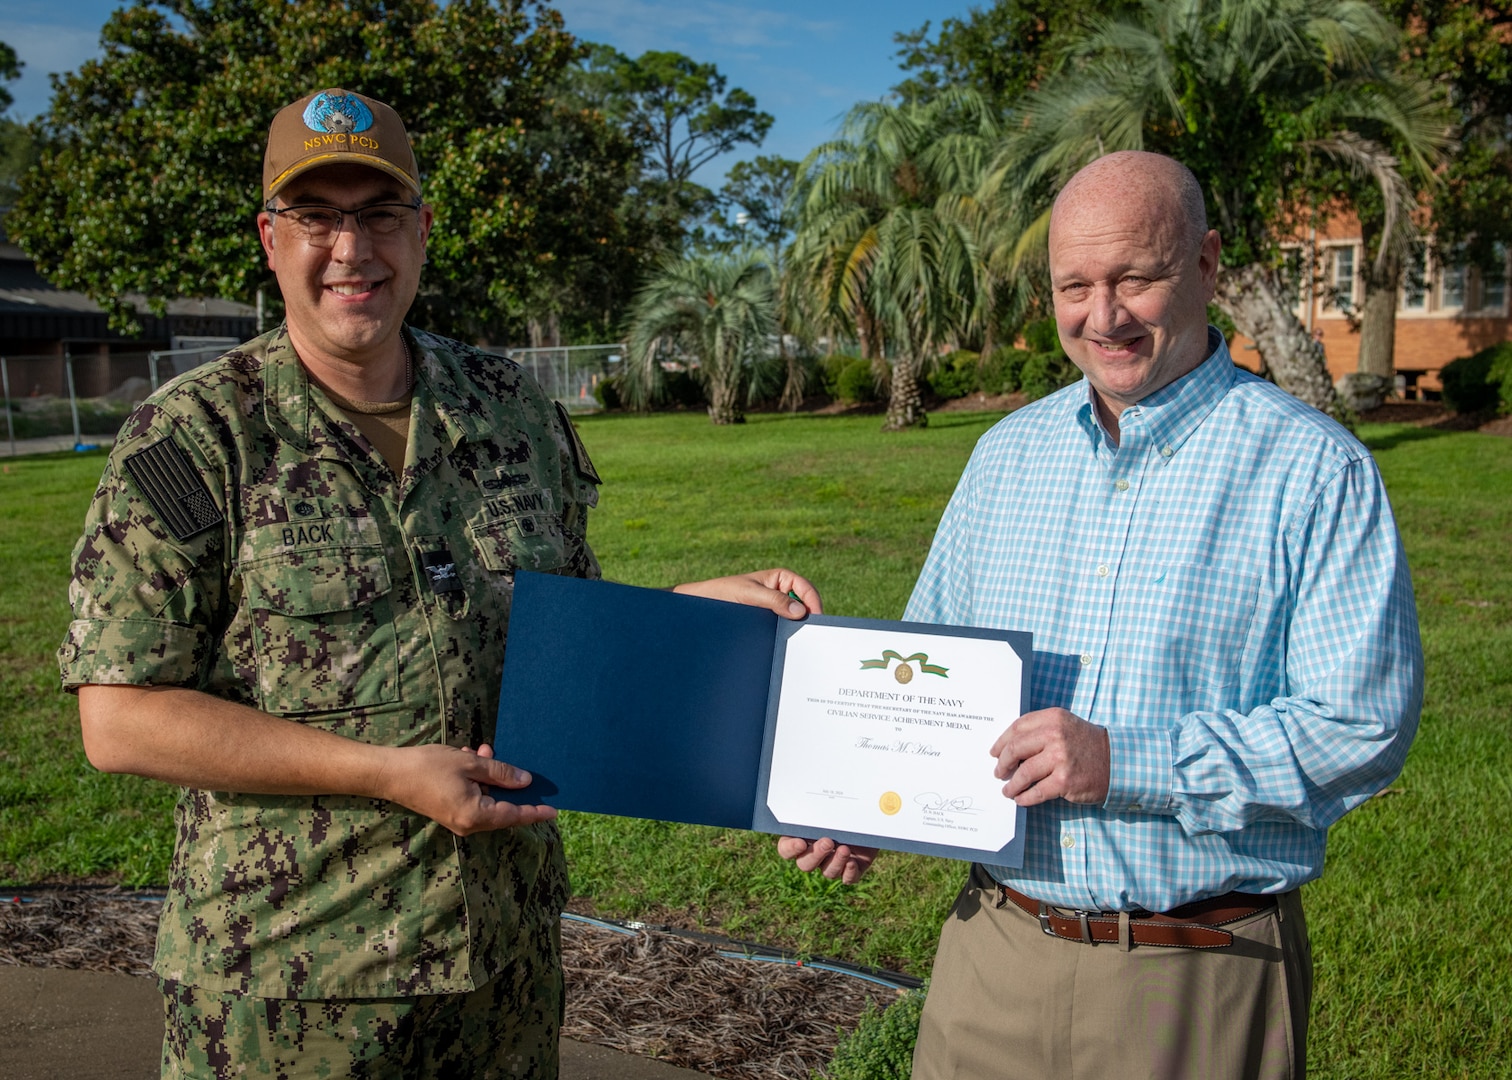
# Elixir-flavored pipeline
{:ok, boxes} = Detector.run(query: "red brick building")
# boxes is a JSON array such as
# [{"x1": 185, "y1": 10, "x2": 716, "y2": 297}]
[{"x1": 1241, "y1": 211, "x2": 1512, "y2": 398}]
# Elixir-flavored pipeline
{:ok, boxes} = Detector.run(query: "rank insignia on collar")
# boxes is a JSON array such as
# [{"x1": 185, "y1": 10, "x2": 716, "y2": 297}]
[{"x1": 123, "y1": 438, "x2": 224, "y2": 542}]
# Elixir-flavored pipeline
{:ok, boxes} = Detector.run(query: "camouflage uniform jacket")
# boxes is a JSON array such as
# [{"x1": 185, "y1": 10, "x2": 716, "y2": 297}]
[{"x1": 59, "y1": 325, "x2": 600, "y2": 999}]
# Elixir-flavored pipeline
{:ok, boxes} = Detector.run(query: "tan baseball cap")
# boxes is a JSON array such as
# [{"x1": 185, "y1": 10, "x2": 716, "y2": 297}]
[{"x1": 263, "y1": 88, "x2": 421, "y2": 202}]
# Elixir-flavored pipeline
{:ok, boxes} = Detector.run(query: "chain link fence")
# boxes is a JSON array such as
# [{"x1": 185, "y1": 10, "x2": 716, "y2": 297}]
[
  {"x1": 501, "y1": 343, "x2": 624, "y2": 414},
  {"x1": 3, "y1": 341, "x2": 625, "y2": 456},
  {"x1": 2, "y1": 342, "x2": 232, "y2": 457}
]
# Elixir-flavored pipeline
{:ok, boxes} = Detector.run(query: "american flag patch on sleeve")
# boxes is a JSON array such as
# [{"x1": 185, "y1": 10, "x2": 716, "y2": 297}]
[{"x1": 123, "y1": 438, "x2": 224, "y2": 542}]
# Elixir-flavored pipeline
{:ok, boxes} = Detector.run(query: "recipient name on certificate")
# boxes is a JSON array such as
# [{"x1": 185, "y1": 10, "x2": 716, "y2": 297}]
[{"x1": 758, "y1": 620, "x2": 1029, "y2": 863}]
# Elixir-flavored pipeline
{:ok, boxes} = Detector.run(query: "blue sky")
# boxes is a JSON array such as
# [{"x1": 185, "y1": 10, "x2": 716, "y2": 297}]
[{"x1": 0, "y1": 0, "x2": 977, "y2": 183}]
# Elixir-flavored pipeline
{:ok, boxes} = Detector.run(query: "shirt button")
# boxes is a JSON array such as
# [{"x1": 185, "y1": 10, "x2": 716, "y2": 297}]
[
  {"x1": 1129, "y1": 803, "x2": 1142, "y2": 812},
  {"x1": 1080, "y1": 653, "x2": 1093, "y2": 666},
  {"x1": 1096, "y1": 564, "x2": 1109, "y2": 578},
  {"x1": 1114, "y1": 478, "x2": 1130, "y2": 492},
  {"x1": 1061, "y1": 835, "x2": 1076, "y2": 849},
  {"x1": 1160, "y1": 446, "x2": 1174, "y2": 459}
]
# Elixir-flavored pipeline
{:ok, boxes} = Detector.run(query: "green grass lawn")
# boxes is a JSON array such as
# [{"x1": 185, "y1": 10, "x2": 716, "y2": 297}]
[{"x1": 2, "y1": 410, "x2": 1509, "y2": 1078}]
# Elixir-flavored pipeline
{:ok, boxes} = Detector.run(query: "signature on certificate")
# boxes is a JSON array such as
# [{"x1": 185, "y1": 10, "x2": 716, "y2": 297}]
[{"x1": 915, "y1": 792, "x2": 979, "y2": 814}]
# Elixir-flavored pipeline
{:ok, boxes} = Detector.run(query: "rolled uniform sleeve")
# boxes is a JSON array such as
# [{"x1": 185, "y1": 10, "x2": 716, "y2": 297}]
[{"x1": 60, "y1": 416, "x2": 227, "y2": 692}]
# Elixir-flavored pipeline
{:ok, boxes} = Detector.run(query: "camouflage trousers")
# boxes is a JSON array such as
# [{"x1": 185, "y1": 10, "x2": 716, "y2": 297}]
[{"x1": 158, "y1": 924, "x2": 563, "y2": 1080}]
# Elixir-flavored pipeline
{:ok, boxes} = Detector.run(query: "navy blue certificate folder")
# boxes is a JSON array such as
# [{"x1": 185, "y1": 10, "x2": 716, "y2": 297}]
[{"x1": 493, "y1": 572, "x2": 1031, "y2": 862}]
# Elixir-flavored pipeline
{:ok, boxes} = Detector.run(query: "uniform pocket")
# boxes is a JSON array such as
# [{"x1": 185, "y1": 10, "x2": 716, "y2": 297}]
[
  {"x1": 242, "y1": 546, "x2": 399, "y2": 714},
  {"x1": 468, "y1": 514, "x2": 570, "y2": 573}
]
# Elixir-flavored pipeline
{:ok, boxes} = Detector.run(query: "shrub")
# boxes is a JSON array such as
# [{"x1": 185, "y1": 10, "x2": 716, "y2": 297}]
[
  {"x1": 820, "y1": 353, "x2": 858, "y2": 399},
  {"x1": 1021, "y1": 316, "x2": 1061, "y2": 354},
  {"x1": 1493, "y1": 347, "x2": 1512, "y2": 415},
  {"x1": 980, "y1": 346, "x2": 1031, "y2": 394},
  {"x1": 819, "y1": 982, "x2": 927, "y2": 1080},
  {"x1": 926, "y1": 350, "x2": 979, "y2": 400},
  {"x1": 1020, "y1": 350, "x2": 1080, "y2": 402},
  {"x1": 660, "y1": 368, "x2": 706, "y2": 408},
  {"x1": 592, "y1": 375, "x2": 621, "y2": 411},
  {"x1": 1439, "y1": 344, "x2": 1510, "y2": 414},
  {"x1": 835, "y1": 358, "x2": 880, "y2": 404}
]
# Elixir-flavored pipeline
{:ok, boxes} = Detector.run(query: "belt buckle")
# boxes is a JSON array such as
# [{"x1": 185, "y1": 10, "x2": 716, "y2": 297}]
[{"x1": 1036, "y1": 902, "x2": 1097, "y2": 944}]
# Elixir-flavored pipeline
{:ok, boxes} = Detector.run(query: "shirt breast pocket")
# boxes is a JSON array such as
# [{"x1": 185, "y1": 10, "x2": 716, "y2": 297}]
[
  {"x1": 1125, "y1": 563, "x2": 1261, "y2": 691},
  {"x1": 241, "y1": 546, "x2": 400, "y2": 715}
]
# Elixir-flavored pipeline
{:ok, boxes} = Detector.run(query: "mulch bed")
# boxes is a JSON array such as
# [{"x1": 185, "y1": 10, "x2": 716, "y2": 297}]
[
  {"x1": 0, "y1": 891, "x2": 898, "y2": 1079},
  {"x1": 1357, "y1": 400, "x2": 1512, "y2": 436}
]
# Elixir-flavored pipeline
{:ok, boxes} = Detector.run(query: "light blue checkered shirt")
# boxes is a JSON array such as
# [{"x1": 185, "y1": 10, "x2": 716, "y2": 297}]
[{"x1": 905, "y1": 331, "x2": 1423, "y2": 912}]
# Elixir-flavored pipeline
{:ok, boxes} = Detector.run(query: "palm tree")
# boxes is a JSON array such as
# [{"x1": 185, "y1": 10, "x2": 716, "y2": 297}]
[
  {"x1": 788, "y1": 91, "x2": 1000, "y2": 430},
  {"x1": 623, "y1": 249, "x2": 777, "y2": 424},
  {"x1": 984, "y1": 0, "x2": 1450, "y2": 419}
]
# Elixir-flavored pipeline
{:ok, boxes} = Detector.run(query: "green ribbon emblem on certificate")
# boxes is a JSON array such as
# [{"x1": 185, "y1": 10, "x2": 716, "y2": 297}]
[{"x1": 861, "y1": 650, "x2": 949, "y2": 685}]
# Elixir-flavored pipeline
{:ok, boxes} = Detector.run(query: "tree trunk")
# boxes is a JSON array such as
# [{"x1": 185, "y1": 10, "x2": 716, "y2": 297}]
[
  {"x1": 778, "y1": 332, "x2": 805, "y2": 412},
  {"x1": 1213, "y1": 263, "x2": 1345, "y2": 422},
  {"x1": 883, "y1": 354, "x2": 926, "y2": 431},
  {"x1": 527, "y1": 311, "x2": 561, "y2": 349},
  {"x1": 705, "y1": 362, "x2": 746, "y2": 425},
  {"x1": 1357, "y1": 232, "x2": 1400, "y2": 380}
]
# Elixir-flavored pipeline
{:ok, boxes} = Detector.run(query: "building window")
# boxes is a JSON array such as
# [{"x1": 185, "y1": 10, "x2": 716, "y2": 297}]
[
  {"x1": 1401, "y1": 245, "x2": 1428, "y2": 311},
  {"x1": 1440, "y1": 264, "x2": 1466, "y2": 309},
  {"x1": 1330, "y1": 246, "x2": 1356, "y2": 311},
  {"x1": 1483, "y1": 273, "x2": 1508, "y2": 312},
  {"x1": 1477, "y1": 243, "x2": 1508, "y2": 312}
]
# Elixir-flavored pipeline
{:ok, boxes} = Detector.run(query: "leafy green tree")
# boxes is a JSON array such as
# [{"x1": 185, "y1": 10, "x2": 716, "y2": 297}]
[
  {"x1": 986, "y1": 0, "x2": 1450, "y2": 419},
  {"x1": 1348, "y1": 0, "x2": 1512, "y2": 392},
  {"x1": 0, "y1": 119, "x2": 37, "y2": 210},
  {"x1": 0, "y1": 41, "x2": 20, "y2": 114},
  {"x1": 708, "y1": 155, "x2": 798, "y2": 255},
  {"x1": 8, "y1": 0, "x2": 641, "y2": 343},
  {"x1": 789, "y1": 91, "x2": 998, "y2": 430},
  {"x1": 0, "y1": 40, "x2": 31, "y2": 209},
  {"x1": 701, "y1": 155, "x2": 812, "y2": 408},
  {"x1": 623, "y1": 249, "x2": 777, "y2": 424},
  {"x1": 893, "y1": 1, "x2": 1135, "y2": 111},
  {"x1": 569, "y1": 46, "x2": 772, "y2": 244}
]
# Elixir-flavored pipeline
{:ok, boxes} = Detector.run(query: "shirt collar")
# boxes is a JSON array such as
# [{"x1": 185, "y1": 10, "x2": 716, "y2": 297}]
[
  {"x1": 261, "y1": 323, "x2": 496, "y2": 453},
  {"x1": 1074, "y1": 327, "x2": 1236, "y2": 463}
]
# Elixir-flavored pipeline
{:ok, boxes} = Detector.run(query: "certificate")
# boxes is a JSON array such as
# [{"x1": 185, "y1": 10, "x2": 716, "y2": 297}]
[
  {"x1": 493, "y1": 573, "x2": 1031, "y2": 863},
  {"x1": 754, "y1": 621, "x2": 1027, "y2": 861}
]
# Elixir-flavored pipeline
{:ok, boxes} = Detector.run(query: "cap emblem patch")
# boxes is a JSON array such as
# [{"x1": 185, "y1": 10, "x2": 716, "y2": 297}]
[{"x1": 302, "y1": 92, "x2": 375, "y2": 135}]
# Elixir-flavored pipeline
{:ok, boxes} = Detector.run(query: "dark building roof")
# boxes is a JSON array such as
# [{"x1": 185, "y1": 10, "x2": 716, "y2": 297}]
[{"x1": 0, "y1": 239, "x2": 257, "y2": 348}]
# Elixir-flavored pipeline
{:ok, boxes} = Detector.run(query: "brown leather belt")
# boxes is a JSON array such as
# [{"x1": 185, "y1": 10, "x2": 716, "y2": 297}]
[{"x1": 999, "y1": 884, "x2": 1275, "y2": 950}]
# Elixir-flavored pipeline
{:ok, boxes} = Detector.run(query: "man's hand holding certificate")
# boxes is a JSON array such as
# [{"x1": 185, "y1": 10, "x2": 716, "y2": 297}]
[{"x1": 493, "y1": 574, "x2": 1030, "y2": 865}]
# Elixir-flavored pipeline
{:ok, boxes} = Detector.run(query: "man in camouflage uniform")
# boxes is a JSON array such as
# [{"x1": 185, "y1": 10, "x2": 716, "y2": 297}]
[{"x1": 60, "y1": 88, "x2": 817, "y2": 1079}]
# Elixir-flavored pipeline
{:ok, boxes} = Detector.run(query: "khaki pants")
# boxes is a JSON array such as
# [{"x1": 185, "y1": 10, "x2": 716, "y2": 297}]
[{"x1": 914, "y1": 864, "x2": 1311, "y2": 1080}]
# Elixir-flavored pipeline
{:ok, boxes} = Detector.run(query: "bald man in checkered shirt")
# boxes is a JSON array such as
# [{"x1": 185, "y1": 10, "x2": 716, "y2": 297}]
[{"x1": 780, "y1": 151, "x2": 1423, "y2": 1080}]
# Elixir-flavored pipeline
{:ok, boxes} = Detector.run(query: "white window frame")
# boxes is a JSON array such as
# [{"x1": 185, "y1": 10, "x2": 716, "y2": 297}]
[
  {"x1": 1399, "y1": 243, "x2": 1430, "y2": 314},
  {"x1": 1469, "y1": 243, "x2": 1509, "y2": 314},
  {"x1": 1439, "y1": 262, "x2": 1467, "y2": 312},
  {"x1": 1326, "y1": 244, "x2": 1359, "y2": 314}
]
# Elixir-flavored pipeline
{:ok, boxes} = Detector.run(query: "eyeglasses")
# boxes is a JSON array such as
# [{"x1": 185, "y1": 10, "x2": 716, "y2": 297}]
[{"x1": 265, "y1": 201, "x2": 423, "y2": 246}]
